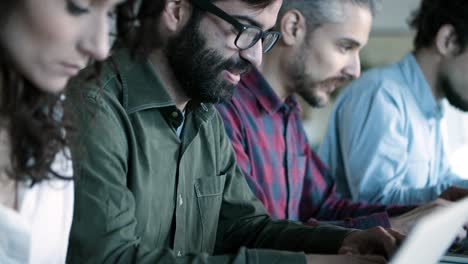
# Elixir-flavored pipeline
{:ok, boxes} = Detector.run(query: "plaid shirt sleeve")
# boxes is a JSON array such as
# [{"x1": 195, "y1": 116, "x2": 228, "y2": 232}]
[
  {"x1": 300, "y1": 146, "x2": 416, "y2": 229},
  {"x1": 295, "y1": 107, "x2": 417, "y2": 229}
]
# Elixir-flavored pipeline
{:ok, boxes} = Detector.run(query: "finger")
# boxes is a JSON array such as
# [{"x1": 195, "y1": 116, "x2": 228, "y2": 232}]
[
  {"x1": 338, "y1": 246, "x2": 360, "y2": 256},
  {"x1": 357, "y1": 255, "x2": 387, "y2": 264},
  {"x1": 385, "y1": 228, "x2": 406, "y2": 242},
  {"x1": 378, "y1": 228, "x2": 399, "y2": 258},
  {"x1": 385, "y1": 228, "x2": 405, "y2": 250},
  {"x1": 439, "y1": 187, "x2": 467, "y2": 201},
  {"x1": 456, "y1": 227, "x2": 467, "y2": 242},
  {"x1": 435, "y1": 198, "x2": 452, "y2": 206}
]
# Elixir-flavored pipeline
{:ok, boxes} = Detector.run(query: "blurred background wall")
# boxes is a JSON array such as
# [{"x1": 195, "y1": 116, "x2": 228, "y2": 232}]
[{"x1": 302, "y1": 0, "x2": 468, "y2": 177}]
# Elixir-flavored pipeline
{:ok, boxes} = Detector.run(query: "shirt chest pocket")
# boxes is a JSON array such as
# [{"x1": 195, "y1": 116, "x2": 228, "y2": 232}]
[{"x1": 194, "y1": 174, "x2": 226, "y2": 253}]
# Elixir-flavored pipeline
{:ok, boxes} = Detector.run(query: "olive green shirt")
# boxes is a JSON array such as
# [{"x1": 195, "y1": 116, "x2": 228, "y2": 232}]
[{"x1": 66, "y1": 50, "x2": 354, "y2": 263}]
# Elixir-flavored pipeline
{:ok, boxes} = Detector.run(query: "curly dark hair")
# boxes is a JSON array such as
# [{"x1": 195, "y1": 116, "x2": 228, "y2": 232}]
[
  {"x1": 0, "y1": 0, "x2": 134, "y2": 183},
  {"x1": 115, "y1": 0, "x2": 277, "y2": 56},
  {"x1": 0, "y1": 52, "x2": 73, "y2": 184},
  {"x1": 0, "y1": 1, "x2": 128, "y2": 183},
  {"x1": 0, "y1": 1, "x2": 75, "y2": 183},
  {"x1": 409, "y1": 0, "x2": 468, "y2": 52}
]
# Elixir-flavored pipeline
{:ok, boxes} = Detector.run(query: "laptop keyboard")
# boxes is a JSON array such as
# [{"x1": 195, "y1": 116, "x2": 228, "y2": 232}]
[{"x1": 448, "y1": 240, "x2": 468, "y2": 256}]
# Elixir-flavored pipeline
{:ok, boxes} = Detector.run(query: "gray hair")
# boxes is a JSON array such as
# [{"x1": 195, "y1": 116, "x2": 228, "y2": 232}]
[{"x1": 277, "y1": 0, "x2": 381, "y2": 32}]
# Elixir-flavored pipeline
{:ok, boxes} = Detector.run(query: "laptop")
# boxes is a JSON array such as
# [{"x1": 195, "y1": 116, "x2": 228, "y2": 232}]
[
  {"x1": 390, "y1": 197, "x2": 468, "y2": 264},
  {"x1": 441, "y1": 239, "x2": 468, "y2": 264}
]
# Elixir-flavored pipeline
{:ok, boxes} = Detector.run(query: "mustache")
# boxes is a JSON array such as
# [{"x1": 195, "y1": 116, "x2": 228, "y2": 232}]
[
  {"x1": 322, "y1": 75, "x2": 353, "y2": 86},
  {"x1": 220, "y1": 57, "x2": 252, "y2": 76}
]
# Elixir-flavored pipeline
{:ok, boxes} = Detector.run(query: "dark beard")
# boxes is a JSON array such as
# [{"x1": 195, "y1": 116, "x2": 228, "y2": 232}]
[
  {"x1": 287, "y1": 49, "x2": 348, "y2": 108},
  {"x1": 287, "y1": 49, "x2": 324, "y2": 107},
  {"x1": 440, "y1": 74, "x2": 468, "y2": 112},
  {"x1": 165, "y1": 12, "x2": 251, "y2": 104}
]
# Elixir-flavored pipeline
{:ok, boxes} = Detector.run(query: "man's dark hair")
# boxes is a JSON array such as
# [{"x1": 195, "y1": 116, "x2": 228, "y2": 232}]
[
  {"x1": 144, "y1": 0, "x2": 275, "y2": 20},
  {"x1": 409, "y1": 0, "x2": 468, "y2": 51},
  {"x1": 116, "y1": 0, "x2": 276, "y2": 55}
]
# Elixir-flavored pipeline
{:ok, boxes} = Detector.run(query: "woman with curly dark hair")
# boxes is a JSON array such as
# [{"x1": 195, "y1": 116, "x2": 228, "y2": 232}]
[{"x1": 0, "y1": 0, "x2": 124, "y2": 262}]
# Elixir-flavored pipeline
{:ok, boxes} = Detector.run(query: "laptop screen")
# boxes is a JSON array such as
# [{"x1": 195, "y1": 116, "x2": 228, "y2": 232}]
[{"x1": 390, "y1": 197, "x2": 468, "y2": 264}]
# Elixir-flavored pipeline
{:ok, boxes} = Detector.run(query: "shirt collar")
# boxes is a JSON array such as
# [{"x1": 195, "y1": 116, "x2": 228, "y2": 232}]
[
  {"x1": 111, "y1": 49, "x2": 173, "y2": 114},
  {"x1": 240, "y1": 67, "x2": 301, "y2": 115},
  {"x1": 111, "y1": 49, "x2": 214, "y2": 121},
  {"x1": 400, "y1": 52, "x2": 443, "y2": 119}
]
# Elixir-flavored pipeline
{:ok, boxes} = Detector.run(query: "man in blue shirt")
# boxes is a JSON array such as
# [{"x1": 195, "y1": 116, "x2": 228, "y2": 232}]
[{"x1": 319, "y1": 0, "x2": 468, "y2": 205}]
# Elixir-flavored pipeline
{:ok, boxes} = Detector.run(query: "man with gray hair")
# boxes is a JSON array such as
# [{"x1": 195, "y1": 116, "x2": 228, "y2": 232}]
[{"x1": 217, "y1": 0, "x2": 465, "y2": 236}]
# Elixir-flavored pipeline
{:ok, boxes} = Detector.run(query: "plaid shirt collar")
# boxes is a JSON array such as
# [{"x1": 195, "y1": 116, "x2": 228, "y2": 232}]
[{"x1": 240, "y1": 68, "x2": 301, "y2": 115}]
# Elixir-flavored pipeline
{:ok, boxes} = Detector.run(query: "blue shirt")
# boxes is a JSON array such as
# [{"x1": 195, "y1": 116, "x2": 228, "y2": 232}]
[{"x1": 319, "y1": 53, "x2": 468, "y2": 205}]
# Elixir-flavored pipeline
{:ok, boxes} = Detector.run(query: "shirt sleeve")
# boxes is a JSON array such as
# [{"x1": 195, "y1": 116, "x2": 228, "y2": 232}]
[
  {"x1": 320, "y1": 80, "x2": 463, "y2": 205},
  {"x1": 300, "y1": 143, "x2": 415, "y2": 229},
  {"x1": 438, "y1": 162, "x2": 468, "y2": 189},
  {"x1": 212, "y1": 112, "x2": 357, "y2": 256},
  {"x1": 305, "y1": 212, "x2": 390, "y2": 229},
  {"x1": 436, "y1": 143, "x2": 468, "y2": 187}
]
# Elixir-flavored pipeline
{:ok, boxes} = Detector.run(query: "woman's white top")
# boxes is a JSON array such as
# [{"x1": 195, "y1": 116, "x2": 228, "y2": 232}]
[{"x1": 0, "y1": 130, "x2": 74, "y2": 264}]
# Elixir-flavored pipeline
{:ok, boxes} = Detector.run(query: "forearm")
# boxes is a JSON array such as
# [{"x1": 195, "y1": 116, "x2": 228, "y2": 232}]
[
  {"x1": 306, "y1": 212, "x2": 392, "y2": 230},
  {"x1": 69, "y1": 236, "x2": 306, "y2": 264},
  {"x1": 218, "y1": 209, "x2": 355, "y2": 256},
  {"x1": 366, "y1": 184, "x2": 455, "y2": 205}
]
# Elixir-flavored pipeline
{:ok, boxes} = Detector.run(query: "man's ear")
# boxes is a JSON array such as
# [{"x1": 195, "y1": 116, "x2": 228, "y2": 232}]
[
  {"x1": 435, "y1": 24, "x2": 460, "y2": 57},
  {"x1": 160, "y1": 0, "x2": 192, "y2": 33},
  {"x1": 280, "y1": 9, "x2": 308, "y2": 46}
]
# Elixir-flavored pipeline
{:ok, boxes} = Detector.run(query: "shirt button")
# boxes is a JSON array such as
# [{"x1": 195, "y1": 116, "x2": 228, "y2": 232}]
[
  {"x1": 179, "y1": 194, "x2": 183, "y2": 206},
  {"x1": 177, "y1": 251, "x2": 182, "y2": 257},
  {"x1": 171, "y1": 111, "x2": 179, "y2": 118}
]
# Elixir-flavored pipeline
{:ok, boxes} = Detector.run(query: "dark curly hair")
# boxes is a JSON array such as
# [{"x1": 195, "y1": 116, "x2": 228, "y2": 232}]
[
  {"x1": 0, "y1": 68, "x2": 73, "y2": 184},
  {"x1": 115, "y1": 0, "x2": 277, "y2": 56},
  {"x1": 0, "y1": 2, "x2": 75, "y2": 184},
  {"x1": 0, "y1": 1, "x2": 139, "y2": 183},
  {"x1": 409, "y1": 0, "x2": 468, "y2": 52}
]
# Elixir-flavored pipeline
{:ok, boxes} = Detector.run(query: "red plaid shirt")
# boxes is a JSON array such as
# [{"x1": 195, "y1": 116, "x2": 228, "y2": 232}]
[{"x1": 216, "y1": 68, "x2": 415, "y2": 229}]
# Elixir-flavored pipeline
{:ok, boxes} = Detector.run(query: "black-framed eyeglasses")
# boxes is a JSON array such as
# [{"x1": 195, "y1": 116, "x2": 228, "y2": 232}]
[{"x1": 191, "y1": 0, "x2": 281, "y2": 53}]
